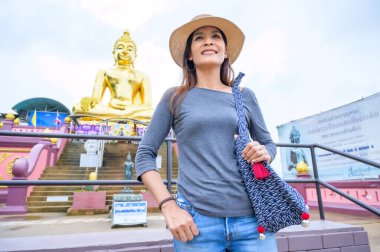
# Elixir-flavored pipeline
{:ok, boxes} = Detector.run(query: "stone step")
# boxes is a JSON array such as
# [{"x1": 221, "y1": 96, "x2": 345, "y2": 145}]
[
  {"x1": 32, "y1": 185, "x2": 146, "y2": 193},
  {"x1": 47, "y1": 163, "x2": 177, "y2": 169},
  {"x1": 32, "y1": 192, "x2": 72, "y2": 198},
  {"x1": 41, "y1": 170, "x2": 178, "y2": 175},
  {"x1": 30, "y1": 190, "x2": 147, "y2": 197},
  {"x1": 31, "y1": 187, "x2": 80, "y2": 191},
  {"x1": 30, "y1": 191, "x2": 77, "y2": 197},
  {"x1": 28, "y1": 193, "x2": 150, "y2": 204},
  {"x1": 29, "y1": 192, "x2": 147, "y2": 201},
  {"x1": 41, "y1": 167, "x2": 178, "y2": 173},
  {"x1": 40, "y1": 173, "x2": 178, "y2": 178},
  {"x1": 32, "y1": 186, "x2": 175, "y2": 194},
  {"x1": 42, "y1": 170, "x2": 95, "y2": 175},
  {"x1": 42, "y1": 166, "x2": 127, "y2": 170},
  {"x1": 27, "y1": 141, "x2": 178, "y2": 213},
  {"x1": 41, "y1": 170, "x2": 136, "y2": 174},
  {"x1": 28, "y1": 198, "x2": 143, "y2": 207},
  {"x1": 27, "y1": 206, "x2": 71, "y2": 213},
  {"x1": 54, "y1": 161, "x2": 176, "y2": 166},
  {"x1": 55, "y1": 162, "x2": 81, "y2": 165},
  {"x1": 28, "y1": 201, "x2": 73, "y2": 207}
]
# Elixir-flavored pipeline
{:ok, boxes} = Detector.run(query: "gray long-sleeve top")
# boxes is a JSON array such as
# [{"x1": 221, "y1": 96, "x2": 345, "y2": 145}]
[{"x1": 135, "y1": 87, "x2": 276, "y2": 217}]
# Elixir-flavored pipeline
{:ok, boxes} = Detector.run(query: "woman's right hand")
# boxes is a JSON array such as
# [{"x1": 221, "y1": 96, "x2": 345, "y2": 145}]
[
  {"x1": 161, "y1": 200, "x2": 199, "y2": 242},
  {"x1": 140, "y1": 171, "x2": 199, "y2": 242}
]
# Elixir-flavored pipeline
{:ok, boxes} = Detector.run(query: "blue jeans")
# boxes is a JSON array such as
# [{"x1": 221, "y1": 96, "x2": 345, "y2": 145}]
[{"x1": 173, "y1": 192, "x2": 278, "y2": 252}]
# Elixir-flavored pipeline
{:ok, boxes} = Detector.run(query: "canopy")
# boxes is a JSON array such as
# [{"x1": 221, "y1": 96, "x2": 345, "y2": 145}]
[{"x1": 12, "y1": 97, "x2": 70, "y2": 114}]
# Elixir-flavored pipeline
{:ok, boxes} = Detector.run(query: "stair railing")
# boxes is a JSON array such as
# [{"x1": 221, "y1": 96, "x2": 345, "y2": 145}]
[
  {"x1": 278, "y1": 143, "x2": 380, "y2": 219},
  {"x1": 0, "y1": 130, "x2": 379, "y2": 218}
]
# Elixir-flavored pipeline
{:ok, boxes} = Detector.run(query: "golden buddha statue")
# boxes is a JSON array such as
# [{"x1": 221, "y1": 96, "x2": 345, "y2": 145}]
[{"x1": 72, "y1": 31, "x2": 153, "y2": 122}]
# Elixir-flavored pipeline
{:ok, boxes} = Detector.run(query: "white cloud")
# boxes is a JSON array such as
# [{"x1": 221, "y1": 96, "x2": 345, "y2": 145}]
[
  {"x1": 137, "y1": 37, "x2": 181, "y2": 106},
  {"x1": 236, "y1": 29, "x2": 289, "y2": 87},
  {"x1": 34, "y1": 53, "x2": 110, "y2": 110},
  {"x1": 73, "y1": 0, "x2": 178, "y2": 31}
]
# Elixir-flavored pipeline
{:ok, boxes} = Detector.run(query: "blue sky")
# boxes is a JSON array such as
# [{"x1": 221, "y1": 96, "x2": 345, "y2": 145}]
[{"x1": 1, "y1": 0, "x2": 379, "y2": 145}]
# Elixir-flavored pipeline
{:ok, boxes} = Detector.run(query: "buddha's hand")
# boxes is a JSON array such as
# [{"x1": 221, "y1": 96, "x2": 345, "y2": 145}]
[
  {"x1": 109, "y1": 98, "x2": 130, "y2": 110},
  {"x1": 80, "y1": 97, "x2": 97, "y2": 112}
]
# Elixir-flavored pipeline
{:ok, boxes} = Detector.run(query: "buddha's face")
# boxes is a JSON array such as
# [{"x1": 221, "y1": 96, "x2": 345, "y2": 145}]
[{"x1": 113, "y1": 41, "x2": 136, "y2": 66}]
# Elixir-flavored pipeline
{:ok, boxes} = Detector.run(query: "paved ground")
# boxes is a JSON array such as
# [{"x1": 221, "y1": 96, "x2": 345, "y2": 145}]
[
  {"x1": 0, "y1": 208, "x2": 378, "y2": 251},
  {"x1": 0, "y1": 212, "x2": 166, "y2": 238}
]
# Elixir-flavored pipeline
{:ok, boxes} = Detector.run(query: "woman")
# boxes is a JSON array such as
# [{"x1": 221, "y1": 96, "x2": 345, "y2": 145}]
[{"x1": 135, "y1": 14, "x2": 278, "y2": 251}]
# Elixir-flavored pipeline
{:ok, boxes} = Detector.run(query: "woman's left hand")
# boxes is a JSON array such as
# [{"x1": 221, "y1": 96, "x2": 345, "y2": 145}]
[{"x1": 241, "y1": 140, "x2": 271, "y2": 164}]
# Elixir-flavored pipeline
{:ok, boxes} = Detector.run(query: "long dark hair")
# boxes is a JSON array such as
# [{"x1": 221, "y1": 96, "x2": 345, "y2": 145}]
[{"x1": 170, "y1": 28, "x2": 235, "y2": 114}]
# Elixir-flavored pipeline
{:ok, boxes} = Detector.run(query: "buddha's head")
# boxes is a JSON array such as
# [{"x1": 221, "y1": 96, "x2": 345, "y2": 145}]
[{"x1": 113, "y1": 31, "x2": 137, "y2": 66}]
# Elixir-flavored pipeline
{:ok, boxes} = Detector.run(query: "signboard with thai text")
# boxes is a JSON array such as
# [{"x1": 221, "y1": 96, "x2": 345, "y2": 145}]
[
  {"x1": 277, "y1": 93, "x2": 380, "y2": 180},
  {"x1": 111, "y1": 201, "x2": 147, "y2": 227}
]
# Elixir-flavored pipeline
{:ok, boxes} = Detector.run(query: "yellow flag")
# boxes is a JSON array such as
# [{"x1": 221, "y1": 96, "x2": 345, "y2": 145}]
[{"x1": 31, "y1": 110, "x2": 37, "y2": 128}]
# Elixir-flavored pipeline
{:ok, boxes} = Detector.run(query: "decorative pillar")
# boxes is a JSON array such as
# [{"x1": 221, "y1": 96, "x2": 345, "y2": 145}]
[
  {"x1": 0, "y1": 158, "x2": 29, "y2": 214},
  {"x1": 1, "y1": 119, "x2": 14, "y2": 131}
]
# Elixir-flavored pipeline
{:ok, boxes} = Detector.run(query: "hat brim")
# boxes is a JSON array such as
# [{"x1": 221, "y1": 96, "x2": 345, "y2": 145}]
[{"x1": 169, "y1": 16, "x2": 245, "y2": 67}]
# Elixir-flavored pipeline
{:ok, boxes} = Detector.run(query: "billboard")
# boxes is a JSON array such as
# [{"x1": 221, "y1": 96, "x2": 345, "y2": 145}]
[
  {"x1": 277, "y1": 93, "x2": 380, "y2": 181},
  {"x1": 27, "y1": 111, "x2": 68, "y2": 127}
]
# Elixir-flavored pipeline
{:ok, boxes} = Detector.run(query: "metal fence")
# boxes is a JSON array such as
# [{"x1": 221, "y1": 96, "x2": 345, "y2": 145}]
[{"x1": 0, "y1": 130, "x2": 379, "y2": 218}]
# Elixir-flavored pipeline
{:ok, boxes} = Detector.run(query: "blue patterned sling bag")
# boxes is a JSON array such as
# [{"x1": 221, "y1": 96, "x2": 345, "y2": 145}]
[{"x1": 232, "y1": 72, "x2": 310, "y2": 239}]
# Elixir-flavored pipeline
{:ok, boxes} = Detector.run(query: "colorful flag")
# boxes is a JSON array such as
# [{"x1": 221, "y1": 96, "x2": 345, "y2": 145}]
[
  {"x1": 31, "y1": 109, "x2": 37, "y2": 128},
  {"x1": 54, "y1": 111, "x2": 62, "y2": 127}
]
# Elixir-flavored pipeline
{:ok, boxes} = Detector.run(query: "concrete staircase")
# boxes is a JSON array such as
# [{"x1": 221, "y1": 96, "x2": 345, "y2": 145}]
[{"x1": 27, "y1": 141, "x2": 178, "y2": 213}]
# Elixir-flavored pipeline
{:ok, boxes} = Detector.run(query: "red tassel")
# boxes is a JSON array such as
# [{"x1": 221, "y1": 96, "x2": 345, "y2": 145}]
[
  {"x1": 301, "y1": 212, "x2": 310, "y2": 220},
  {"x1": 257, "y1": 226, "x2": 265, "y2": 233},
  {"x1": 257, "y1": 226, "x2": 266, "y2": 240},
  {"x1": 301, "y1": 212, "x2": 310, "y2": 227},
  {"x1": 252, "y1": 162, "x2": 271, "y2": 179}
]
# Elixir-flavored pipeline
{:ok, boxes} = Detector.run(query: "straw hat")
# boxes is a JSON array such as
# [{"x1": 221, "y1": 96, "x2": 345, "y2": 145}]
[{"x1": 169, "y1": 14, "x2": 245, "y2": 67}]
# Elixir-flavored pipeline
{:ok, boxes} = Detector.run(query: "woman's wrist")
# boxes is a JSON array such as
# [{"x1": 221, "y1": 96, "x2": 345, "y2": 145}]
[{"x1": 158, "y1": 196, "x2": 175, "y2": 211}]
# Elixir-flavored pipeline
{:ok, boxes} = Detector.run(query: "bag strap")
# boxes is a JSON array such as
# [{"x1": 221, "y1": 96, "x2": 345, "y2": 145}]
[
  {"x1": 232, "y1": 72, "x2": 271, "y2": 180},
  {"x1": 232, "y1": 72, "x2": 249, "y2": 141}
]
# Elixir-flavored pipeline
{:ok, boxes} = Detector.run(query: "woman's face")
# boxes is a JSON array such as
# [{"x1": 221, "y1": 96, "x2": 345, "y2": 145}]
[{"x1": 190, "y1": 26, "x2": 227, "y2": 69}]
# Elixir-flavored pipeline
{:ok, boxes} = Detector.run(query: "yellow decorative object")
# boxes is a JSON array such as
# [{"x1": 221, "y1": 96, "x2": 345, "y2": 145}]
[
  {"x1": 43, "y1": 128, "x2": 57, "y2": 143},
  {"x1": 5, "y1": 113, "x2": 15, "y2": 120},
  {"x1": 64, "y1": 117, "x2": 71, "y2": 124},
  {"x1": 0, "y1": 153, "x2": 12, "y2": 164},
  {"x1": 72, "y1": 31, "x2": 153, "y2": 122},
  {"x1": 50, "y1": 138, "x2": 58, "y2": 144},
  {"x1": 6, "y1": 159, "x2": 17, "y2": 178},
  {"x1": 89, "y1": 172, "x2": 97, "y2": 180},
  {"x1": 296, "y1": 161, "x2": 309, "y2": 173},
  {"x1": 42, "y1": 128, "x2": 53, "y2": 141},
  {"x1": 0, "y1": 122, "x2": 3, "y2": 128},
  {"x1": 13, "y1": 118, "x2": 20, "y2": 124},
  {"x1": 85, "y1": 172, "x2": 99, "y2": 191},
  {"x1": 0, "y1": 174, "x2": 6, "y2": 188}
]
